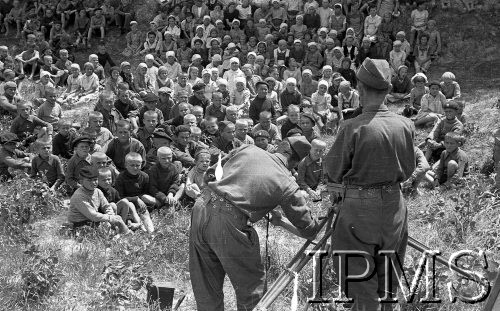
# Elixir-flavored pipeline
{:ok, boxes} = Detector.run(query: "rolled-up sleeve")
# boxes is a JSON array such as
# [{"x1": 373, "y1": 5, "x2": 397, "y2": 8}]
[{"x1": 281, "y1": 190, "x2": 320, "y2": 240}]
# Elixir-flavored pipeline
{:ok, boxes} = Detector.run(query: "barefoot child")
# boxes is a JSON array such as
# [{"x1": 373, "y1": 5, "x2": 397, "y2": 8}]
[{"x1": 115, "y1": 152, "x2": 155, "y2": 233}]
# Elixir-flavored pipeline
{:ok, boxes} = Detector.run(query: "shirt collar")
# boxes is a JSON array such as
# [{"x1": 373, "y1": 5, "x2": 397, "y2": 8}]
[
  {"x1": 363, "y1": 104, "x2": 389, "y2": 113},
  {"x1": 38, "y1": 154, "x2": 55, "y2": 165}
]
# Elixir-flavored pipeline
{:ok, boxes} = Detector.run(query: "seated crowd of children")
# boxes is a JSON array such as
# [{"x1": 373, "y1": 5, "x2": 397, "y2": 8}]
[{"x1": 0, "y1": 0, "x2": 473, "y2": 234}]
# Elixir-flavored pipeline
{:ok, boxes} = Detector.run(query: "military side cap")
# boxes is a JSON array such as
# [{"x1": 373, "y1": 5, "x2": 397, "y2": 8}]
[
  {"x1": 4, "y1": 81, "x2": 17, "y2": 89},
  {"x1": 79, "y1": 166, "x2": 99, "y2": 179},
  {"x1": 288, "y1": 136, "x2": 311, "y2": 160},
  {"x1": 443, "y1": 101, "x2": 459, "y2": 110},
  {"x1": 356, "y1": 58, "x2": 391, "y2": 90},
  {"x1": 218, "y1": 120, "x2": 233, "y2": 132},
  {"x1": 0, "y1": 132, "x2": 18, "y2": 144},
  {"x1": 141, "y1": 92, "x2": 159, "y2": 102},
  {"x1": 72, "y1": 136, "x2": 94, "y2": 149},
  {"x1": 192, "y1": 82, "x2": 206, "y2": 92},
  {"x1": 301, "y1": 112, "x2": 316, "y2": 125},
  {"x1": 254, "y1": 130, "x2": 270, "y2": 139},
  {"x1": 428, "y1": 80, "x2": 441, "y2": 88}
]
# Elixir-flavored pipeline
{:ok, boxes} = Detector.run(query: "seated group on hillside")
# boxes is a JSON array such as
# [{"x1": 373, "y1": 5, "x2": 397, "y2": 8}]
[{"x1": 0, "y1": 0, "x2": 472, "y2": 234}]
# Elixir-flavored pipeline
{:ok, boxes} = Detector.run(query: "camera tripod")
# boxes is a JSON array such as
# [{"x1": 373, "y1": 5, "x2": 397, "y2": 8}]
[{"x1": 256, "y1": 206, "x2": 487, "y2": 311}]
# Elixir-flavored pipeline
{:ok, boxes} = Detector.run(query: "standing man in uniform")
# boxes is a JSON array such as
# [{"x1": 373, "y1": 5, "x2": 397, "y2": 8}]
[
  {"x1": 189, "y1": 137, "x2": 321, "y2": 311},
  {"x1": 325, "y1": 58, "x2": 416, "y2": 311}
]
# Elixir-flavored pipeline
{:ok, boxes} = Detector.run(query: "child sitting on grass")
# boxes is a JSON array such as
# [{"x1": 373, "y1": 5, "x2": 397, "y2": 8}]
[
  {"x1": 311, "y1": 80, "x2": 333, "y2": 134},
  {"x1": 52, "y1": 119, "x2": 77, "y2": 159},
  {"x1": 424, "y1": 101, "x2": 464, "y2": 163},
  {"x1": 403, "y1": 73, "x2": 429, "y2": 118},
  {"x1": 184, "y1": 149, "x2": 211, "y2": 200},
  {"x1": 30, "y1": 138, "x2": 65, "y2": 191},
  {"x1": 10, "y1": 101, "x2": 53, "y2": 147},
  {"x1": 401, "y1": 146, "x2": 430, "y2": 196},
  {"x1": 104, "y1": 120, "x2": 146, "y2": 172},
  {"x1": 425, "y1": 132, "x2": 469, "y2": 188},
  {"x1": 68, "y1": 166, "x2": 130, "y2": 234},
  {"x1": 97, "y1": 167, "x2": 143, "y2": 231},
  {"x1": 147, "y1": 147, "x2": 183, "y2": 211},
  {"x1": 297, "y1": 139, "x2": 327, "y2": 201},
  {"x1": 115, "y1": 152, "x2": 155, "y2": 233},
  {"x1": 65, "y1": 136, "x2": 93, "y2": 192},
  {"x1": 279, "y1": 105, "x2": 302, "y2": 139},
  {"x1": 201, "y1": 117, "x2": 219, "y2": 146},
  {"x1": 413, "y1": 80, "x2": 446, "y2": 127},
  {"x1": 440, "y1": 71, "x2": 461, "y2": 100},
  {"x1": 0, "y1": 132, "x2": 31, "y2": 181}
]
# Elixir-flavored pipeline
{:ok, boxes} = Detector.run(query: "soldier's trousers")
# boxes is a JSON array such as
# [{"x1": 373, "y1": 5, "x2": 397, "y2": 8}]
[
  {"x1": 332, "y1": 185, "x2": 407, "y2": 311},
  {"x1": 189, "y1": 189, "x2": 265, "y2": 311}
]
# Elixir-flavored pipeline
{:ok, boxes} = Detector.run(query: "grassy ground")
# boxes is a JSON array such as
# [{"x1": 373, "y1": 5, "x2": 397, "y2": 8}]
[{"x1": 1, "y1": 4, "x2": 500, "y2": 311}]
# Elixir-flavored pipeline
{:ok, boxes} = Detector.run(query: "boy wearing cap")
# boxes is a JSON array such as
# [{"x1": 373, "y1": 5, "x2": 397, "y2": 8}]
[
  {"x1": 30, "y1": 138, "x2": 65, "y2": 191},
  {"x1": 297, "y1": 139, "x2": 327, "y2": 201},
  {"x1": 68, "y1": 166, "x2": 130, "y2": 234},
  {"x1": 65, "y1": 136, "x2": 93, "y2": 190},
  {"x1": 424, "y1": 101, "x2": 463, "y2": 163},
  {"x1": 254, "y1": 129, "x2": 276, "y2": 152},
  {"x1": 0, "y1": 132, "x2": 31, "y2": 180},
  {"x1": 138, "y1": 92, "x2": 164, "y2": 127},
  {"x1": 189, "y1": 83, "x2": 210, "y2": 112}
]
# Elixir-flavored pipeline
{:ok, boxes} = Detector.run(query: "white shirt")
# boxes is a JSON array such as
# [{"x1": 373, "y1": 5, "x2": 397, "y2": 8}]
[{"x1": 222, "y1": 69, "x2": 245, "y2": 96}]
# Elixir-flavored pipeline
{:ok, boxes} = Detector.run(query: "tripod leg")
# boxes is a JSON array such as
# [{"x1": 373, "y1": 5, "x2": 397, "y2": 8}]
[{"x1": 256, "y1": 226, "x2": 336, "y2": 310}]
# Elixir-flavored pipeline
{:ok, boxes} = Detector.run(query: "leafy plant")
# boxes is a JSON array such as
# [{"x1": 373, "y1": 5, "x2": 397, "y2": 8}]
[
  {"x1": 95, "y1": 256, "x2": 153, "y2": 308},
  {"x1": 20, "y1": 244, "x2": 64, "y2": 303}
]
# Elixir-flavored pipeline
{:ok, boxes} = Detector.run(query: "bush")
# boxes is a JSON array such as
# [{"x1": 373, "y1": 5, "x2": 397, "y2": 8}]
[
  {"x1": 0, "y1": 176, "x2": 64, "y2": 243},
  {"x1": 20, "y1": 244, "x2": 64, "y2": 303}
]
